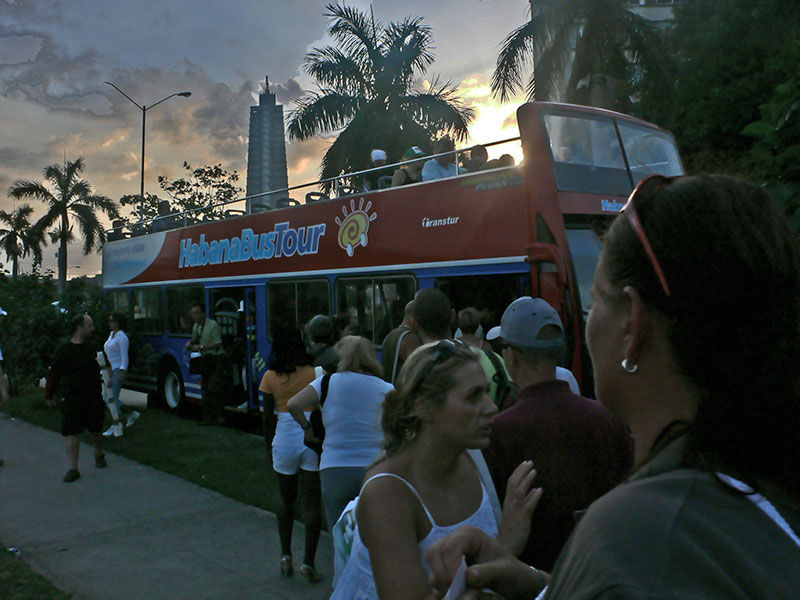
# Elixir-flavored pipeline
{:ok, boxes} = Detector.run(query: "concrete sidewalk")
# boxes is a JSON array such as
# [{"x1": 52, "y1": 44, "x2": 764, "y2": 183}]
[{"x1": 0, "y1": 413, "x2": 334, "y2": 600}]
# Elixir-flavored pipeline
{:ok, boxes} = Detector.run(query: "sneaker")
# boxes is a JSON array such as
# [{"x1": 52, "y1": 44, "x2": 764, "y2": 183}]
[
  {"x1": 102, "y1": 425, "x2": 117, "y2": 437},
  {"x1": 113, "y1": 423, "x2": 123, "y2": 437},
  {"x1": 63, "y1": 469, "x2": 80, "y2": 482},
  {"x1": 125, "y1": 411, "x2": 141, "y2": 427},
  {"x1": 95, "y1": 454, "x2": 107, "y2": 469}
]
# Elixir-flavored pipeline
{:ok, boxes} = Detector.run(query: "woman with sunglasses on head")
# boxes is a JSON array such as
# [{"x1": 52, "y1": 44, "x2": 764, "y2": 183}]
[
  {"x1": 331, "y1": 339, "x2": 541, "y2": 600},
  {"x1": 426, "y1": 174, "x2": 800, "y2": 599}
]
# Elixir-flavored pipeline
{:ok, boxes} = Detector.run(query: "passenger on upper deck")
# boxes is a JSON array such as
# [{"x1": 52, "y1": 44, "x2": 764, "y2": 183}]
[
  {"x1": 152, "y1": 200, "x2": 176, "y2": 233},
  {"x1": 364, "y1": 149, "x2": 394, "y2": 192},
  {"x1": 464, "y1": 145, "x2": 488, "y2": 173},
  {"x1": 391, "y1": 146, "x2": 426, "y2": 187},
  {"x1": 421, "y1": 137, "x2": 458, "y2": 182},
  {"x1": 484, "y1": 154, "x2": 516, "y2": 170}
]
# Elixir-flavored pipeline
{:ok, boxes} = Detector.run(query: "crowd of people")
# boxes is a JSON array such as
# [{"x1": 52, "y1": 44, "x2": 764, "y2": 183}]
[
  {"x1": 363, "y1": 137, "x2": 517, "y2": 192},
  {"x1": 262, "y1": 173, "x2": 800, "y2": 598},
  {"x1": 21, "y1": 171, "x2": 800, "y2": 596}
]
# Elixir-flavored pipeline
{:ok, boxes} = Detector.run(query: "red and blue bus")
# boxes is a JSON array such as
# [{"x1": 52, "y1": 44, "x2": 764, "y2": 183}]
[{"x1": 103, "y1": 101, "x2": 683, "y2": 411}]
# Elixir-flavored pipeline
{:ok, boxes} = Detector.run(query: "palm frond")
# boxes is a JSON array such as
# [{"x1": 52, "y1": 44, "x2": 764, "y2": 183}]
[
  {"x1": 8, "y1": 180, "x2": 55, "y2": 204},
  {"x1": 286, "y1": 91, "x2": 361, "y2": 141},
  {"x1": 324, "y1": 3, "x2": 382, "y2": 68},
  {"x1": 80, "y1": 194, "x2": 119, "y2": 219},
  {"x1": 305, "y1": 46, "x2": 370, "y2": 96},
  {"x1": 401, "y1": 82, "x2": 474, "y2": 141},
  {"x1": 70, "y1": 203, "x2": 105, "y2": 254},
  {"x1": 492, "y1": 18, "x2": 539, "y2": 102},
  {"x1": 381, "y1": 17, "x2": 435, "y2": 77}
]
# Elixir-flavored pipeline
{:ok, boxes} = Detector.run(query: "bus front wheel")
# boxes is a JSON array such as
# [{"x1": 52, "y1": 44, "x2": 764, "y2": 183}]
[{"x1": 158, "y1": 365, "x2": 185, "y2": 410}]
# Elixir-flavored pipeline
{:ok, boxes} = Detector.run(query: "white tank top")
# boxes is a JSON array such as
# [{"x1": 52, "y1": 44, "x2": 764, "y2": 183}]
[{"x1": 331, "y1": 471, "x2": 499, "y2": 600}]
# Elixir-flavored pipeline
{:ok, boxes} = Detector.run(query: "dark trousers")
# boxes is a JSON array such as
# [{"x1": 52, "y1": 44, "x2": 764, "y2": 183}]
[{"x1": 201, "y1": 354, "x2": 229, "y2": 422}]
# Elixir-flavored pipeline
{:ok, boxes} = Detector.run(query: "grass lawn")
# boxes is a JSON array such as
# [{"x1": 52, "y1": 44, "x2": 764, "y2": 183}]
[
  {"x1": 5, "y1": 388, "x2": 282, "y2": 514},
  {"x1": 0, "y1": 546, "x2": 72, "y2": 600}
]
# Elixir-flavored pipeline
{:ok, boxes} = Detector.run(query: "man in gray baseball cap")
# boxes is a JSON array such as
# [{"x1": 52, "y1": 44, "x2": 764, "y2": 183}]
[
  {"x1": 486, "y1": 296, "x2": 566, "y2": 351},
  {"x1": 483, "y1": 296, "x2": 633, "y2": 572}
]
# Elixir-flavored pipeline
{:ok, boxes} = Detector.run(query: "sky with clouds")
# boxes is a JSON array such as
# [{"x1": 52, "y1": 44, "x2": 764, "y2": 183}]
[{"x1": 0, "y1": 0, "x2": 530, "y2": 276}]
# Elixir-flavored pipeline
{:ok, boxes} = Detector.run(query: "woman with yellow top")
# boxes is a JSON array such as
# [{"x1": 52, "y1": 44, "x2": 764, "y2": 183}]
[{"x1": 259, "y1": 325, "x2": 323, "y2": 583}]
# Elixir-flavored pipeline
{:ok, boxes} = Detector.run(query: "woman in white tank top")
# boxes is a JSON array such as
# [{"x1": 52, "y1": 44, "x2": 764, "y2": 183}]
[{"x1": 332, "y1": 339, "x2": 541, "y2": 600}]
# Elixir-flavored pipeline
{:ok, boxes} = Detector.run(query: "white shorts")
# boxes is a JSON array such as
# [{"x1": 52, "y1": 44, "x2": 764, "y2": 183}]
[{"x1": 272, "y1": 412, "x2": 319, "y2": 475}]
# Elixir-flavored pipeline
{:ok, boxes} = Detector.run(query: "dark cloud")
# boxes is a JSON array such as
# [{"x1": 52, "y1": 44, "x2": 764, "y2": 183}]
[
  {"x1": 0, "y1": 146, "x2": 55, "y2": 171},
  {"x1": 270, "y1": 77, "x2": 304, "y2": 106},
  {"x1": 0, "y1": 34, "x2": 43, "y2": 65}
]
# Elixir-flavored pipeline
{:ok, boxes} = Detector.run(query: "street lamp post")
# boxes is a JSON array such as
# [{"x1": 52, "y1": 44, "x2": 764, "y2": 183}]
[{"x1": 105, "y1": 82, "x2": 191, "y2": 221}]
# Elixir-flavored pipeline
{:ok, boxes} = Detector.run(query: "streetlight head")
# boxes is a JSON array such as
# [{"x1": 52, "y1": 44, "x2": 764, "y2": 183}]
[{"x1": 178, "y1": 92, "x2": 192, "y2": 97}]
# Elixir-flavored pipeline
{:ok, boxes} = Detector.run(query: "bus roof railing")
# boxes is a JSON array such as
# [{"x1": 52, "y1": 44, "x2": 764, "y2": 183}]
[{"x1": 105, "y1": 135, "x2": 522, "y2": 237}]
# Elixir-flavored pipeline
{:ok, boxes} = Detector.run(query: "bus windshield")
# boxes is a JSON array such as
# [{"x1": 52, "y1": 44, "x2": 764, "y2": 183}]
[
  {"x1": 544, "y1": 113, "x2": 683, "y2": 196},
  {"x1": 565, "y1": 228, "x2": 604, "y2": 318}
]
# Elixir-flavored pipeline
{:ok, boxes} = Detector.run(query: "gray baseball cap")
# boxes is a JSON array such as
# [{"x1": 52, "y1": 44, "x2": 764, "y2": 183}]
[{"x1": 486, "y1": 297, "x2": 564, "y2": 349}]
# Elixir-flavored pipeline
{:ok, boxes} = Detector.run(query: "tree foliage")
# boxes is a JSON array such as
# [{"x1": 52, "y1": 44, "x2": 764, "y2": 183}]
[
  {"x1": 287, "y1": 3, "x2": 474, "y2": 192},
  {"x1": 155, "y1": 161, "x2": 243, "y2": 221},
  {"x1": 0, "y1": 205, "x2": 46, "y2": 277},
  {"x1": 742, "y1": 40, "x2": 800, "y2": 235},
  {"x1": 0, "y1": 275, "x2": 107, "y2": 390},
  {"x1": 8, "y1": 157, "x2": 118, "y2": 291},
  {"x1": 492, "y1": 0, "x2": 663, "y2": 110},
  {"x1": 638, "y1": 0, "x2": 800, "y2": 176}
]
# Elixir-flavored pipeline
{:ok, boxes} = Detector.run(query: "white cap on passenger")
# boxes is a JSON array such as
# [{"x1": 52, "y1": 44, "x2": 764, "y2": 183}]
[{"x1": 370, "y1": 149, "x2": 387, "y2": 162}]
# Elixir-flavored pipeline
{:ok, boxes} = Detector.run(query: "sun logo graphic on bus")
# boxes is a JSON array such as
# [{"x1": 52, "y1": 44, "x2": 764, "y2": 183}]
[{"x1": 335, "y1": 197, "x2": 377, "y2": 257}]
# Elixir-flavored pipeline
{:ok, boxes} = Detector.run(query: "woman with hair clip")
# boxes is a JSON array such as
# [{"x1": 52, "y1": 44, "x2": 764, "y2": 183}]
[
  {"x1": 330, "y1": 339, "x2": 541, "y2": 600},
  {"x1": 260, "y1": 325, "x2": 323, "y2": 583},
  {"x1": 426, "y1": 174, "x2": 800, "y2": 599}
]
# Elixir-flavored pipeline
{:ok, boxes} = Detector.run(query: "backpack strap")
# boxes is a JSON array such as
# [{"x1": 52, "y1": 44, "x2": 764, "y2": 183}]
[
  {"x1": 391, "y1": 328, "x2": 412, "y2": 385},
  {"x1": 482, "y1": 349, "x2": 507, "y2": 401},
  {"x1": 320, "y1": 372, "x2": 333, "y2": 407}
]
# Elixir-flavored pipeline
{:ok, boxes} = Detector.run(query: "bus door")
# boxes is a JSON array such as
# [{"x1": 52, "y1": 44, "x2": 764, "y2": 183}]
[{"x1": 209, "y1": 286, "x2": 259, "y2": 410}]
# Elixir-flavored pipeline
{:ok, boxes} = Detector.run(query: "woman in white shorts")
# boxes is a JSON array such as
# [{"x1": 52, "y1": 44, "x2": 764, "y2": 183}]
[{"x1": 260, "y1": 325, "x2": 322, "y2": 583}]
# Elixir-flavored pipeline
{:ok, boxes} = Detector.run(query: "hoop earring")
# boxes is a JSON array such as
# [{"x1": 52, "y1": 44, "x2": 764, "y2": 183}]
[{"x1": 621, "y1": 358, "x2": 638, "y2": 373}]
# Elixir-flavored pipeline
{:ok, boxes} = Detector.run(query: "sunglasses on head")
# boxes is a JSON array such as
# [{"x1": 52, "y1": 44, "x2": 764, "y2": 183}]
[
  {"x1": 621, "y1": 174, "x2": 679, "y2": 298},
  {"x1": 414, "y1": 339, "x2": 464, "y2": 392}
]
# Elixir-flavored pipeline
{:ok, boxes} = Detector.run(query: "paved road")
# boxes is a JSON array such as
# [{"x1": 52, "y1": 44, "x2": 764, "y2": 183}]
[{"x1": 0, "y1": 412, "x2": 334, "y2": 600}]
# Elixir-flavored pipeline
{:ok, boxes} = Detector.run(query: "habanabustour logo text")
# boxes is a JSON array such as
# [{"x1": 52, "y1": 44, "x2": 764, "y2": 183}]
[
  {"x1": 179, "y1": 221, "x2": 326, "y2": 268},
  {"x1": 601, "y1": 199, "x2": 625, "y2": 213}
]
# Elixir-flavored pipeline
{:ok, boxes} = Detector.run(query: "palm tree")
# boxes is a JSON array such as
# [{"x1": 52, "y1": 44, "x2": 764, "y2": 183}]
[
  {"x1": 0, "y1": 205, "x2": 46, "y2": 277},
  {"x1": 287, "y1": 3, "x2": 474, "y2": 192},
  {"x1": 9, "y1": 157, "x2": 119, "y2": 291},
  {"x1": 492, "y1": 0, "x2": 662, "y2": 109}
]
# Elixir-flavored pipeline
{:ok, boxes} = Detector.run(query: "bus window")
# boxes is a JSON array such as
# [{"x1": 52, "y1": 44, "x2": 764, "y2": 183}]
[
  {"x1": 435, "y1": 274, "x2": 531, "y2": 334},
  {"x1": 132, "y1": 288, "x2": 164, "y2": 335},
  {"x1": 335, "y1": 276, "x2": 416, "y2": 345},
  {"x1": 107, "y1": 289, "x2": 130, "y2": 316},
  {"x1": 544, "y1": 113, "x2": 631, "y2": 196},
  {"x1": 267, "y1": 279, "x2": 330, "y2": 338},
  {"x1": 166, "y1": 285, "x2": 204, "y2": 335},
  {"x1": 617, "y1": 121, "x2": 683, "y2": 185}
]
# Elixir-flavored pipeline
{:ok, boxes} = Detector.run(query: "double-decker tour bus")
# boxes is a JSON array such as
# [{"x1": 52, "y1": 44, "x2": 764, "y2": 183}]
[{"x1": 103, "y1": 101, "x2": 683, "y2": 412}]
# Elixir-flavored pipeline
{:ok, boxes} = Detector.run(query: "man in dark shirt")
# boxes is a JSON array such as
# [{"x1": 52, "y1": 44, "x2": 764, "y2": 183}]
[
  {"x1": 380, "y1": 300, "x2": 421, "y2": 384},
  {"x1": 483, "y1": 297, "x2": 632, "y2": 571},
  {"x1": 46, "y1": 313, "x2": 107, "y2": 482}
]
